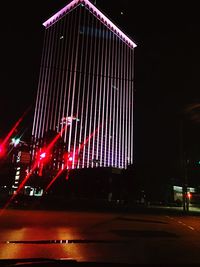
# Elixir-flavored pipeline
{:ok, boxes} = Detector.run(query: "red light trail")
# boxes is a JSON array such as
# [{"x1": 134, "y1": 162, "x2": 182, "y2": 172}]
[
  {"x1": 1, "y1": 123, "x2": 100, "y2": 214},
  {"x1": 0, "y1": 124, "x2": 68, "y2": 215},
  {"x1": 45, "y1": 168, "x2": 66, "y2": 192},
  {"x1": 44, "y1": 124, "x2": 101, "y2": 192},
  {"x1": 0, "y1": 107, "x2": 31, "y2": 159},
  {"x1": 0, "y1": 161, "x2": 38, "y2": 215}
]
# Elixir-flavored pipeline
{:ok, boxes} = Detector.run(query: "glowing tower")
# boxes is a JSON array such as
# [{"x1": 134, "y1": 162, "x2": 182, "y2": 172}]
[{"x1": 32, "y1": 0, "x2": 136, "y2": 170}]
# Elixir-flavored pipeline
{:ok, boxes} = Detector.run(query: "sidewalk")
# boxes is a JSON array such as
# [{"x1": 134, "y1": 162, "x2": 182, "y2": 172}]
[{"x1": 148, "y1": 204, "x2": 200, "y2": 215}]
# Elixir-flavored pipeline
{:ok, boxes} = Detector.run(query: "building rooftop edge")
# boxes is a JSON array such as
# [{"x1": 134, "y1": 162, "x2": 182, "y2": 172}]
[{"x1": 42, "y1": 0, "x2": 137, "y2": 48}]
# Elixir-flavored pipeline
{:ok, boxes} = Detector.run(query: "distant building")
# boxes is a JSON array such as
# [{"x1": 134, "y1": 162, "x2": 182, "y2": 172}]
[
  {"x1": 32, "y1": 0, "x2": 136, "y2": 172},
  {"x1": 0, "y1": 140, "x2": 39, "y2": 196}
]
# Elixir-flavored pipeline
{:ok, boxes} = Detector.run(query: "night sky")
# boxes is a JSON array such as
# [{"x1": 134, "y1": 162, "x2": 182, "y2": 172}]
[{"x1": 1, "y1": 1, "x2": 200, "y2": 186}]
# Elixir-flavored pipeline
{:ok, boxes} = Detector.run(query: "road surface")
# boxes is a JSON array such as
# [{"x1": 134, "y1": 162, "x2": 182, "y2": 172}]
[{"x1": 0, "y1": 208, "x2": 200, "y2": 264}]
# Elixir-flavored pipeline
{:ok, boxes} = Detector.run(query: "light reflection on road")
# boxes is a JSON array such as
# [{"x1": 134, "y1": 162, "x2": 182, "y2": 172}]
[{"x1": 1, "y1": 209, "x2": 200, "y2": 263}]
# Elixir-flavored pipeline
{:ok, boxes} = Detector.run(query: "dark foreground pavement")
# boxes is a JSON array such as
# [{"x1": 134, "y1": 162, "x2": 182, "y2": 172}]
[{"x1": 1, "y1": 205, "x2": 200, "y2": 264}]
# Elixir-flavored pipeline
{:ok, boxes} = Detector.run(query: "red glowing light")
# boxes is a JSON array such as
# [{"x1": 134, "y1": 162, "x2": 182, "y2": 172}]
[
  {"x1": 40, "y1": 152, "x2": 46, "y2": 159},
  {"x1": 47, "y1": 124, "x2": 68, "y2": 152},
  {"x1": 63, "y1": 152, "x2": 74, "y2": 167},
  {"x1": 0, "y1": 144, "x2": 5, "y2": 158},
  {"x1": 44, "y1": 124, "x2": 102, "y2": 192},
  {"x1": 0, "y1": 144, "x2": 4, "y2": 154},
  {"x1": 187, "y1": 192, "x2": 192, "y2": 199},
  {"x1": 0, "y1": 125, "x2": 68, "y2": 215},
  {"x1": 66, "y1": 173, "x2": 69, "y2": 180}
]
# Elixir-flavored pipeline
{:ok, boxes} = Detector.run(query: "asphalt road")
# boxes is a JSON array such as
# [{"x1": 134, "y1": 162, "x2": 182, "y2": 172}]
[{"x1": 0, "y1": 208, "x2": 200, "y2": 264}]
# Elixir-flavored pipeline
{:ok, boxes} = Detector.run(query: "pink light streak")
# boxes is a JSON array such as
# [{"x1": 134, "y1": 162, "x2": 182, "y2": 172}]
[
  {"x1": 43, "y1": 0, "x2": 136, "y2": 49},
  {"x1": 1, "y1": 108, "x2": 30, "y2": 149},
  {"x1": 45, "y1": 168, "x2": 65, "y2": 192},
  {"x1": 0, "y1": 124, "x2": 68, "y2": 215},
  {"x1": 0, "y1": 161, "x2": 38, "y2": 215},
  {"x1": 44, "y1": 124, "x2": 102, "y2": 192}
]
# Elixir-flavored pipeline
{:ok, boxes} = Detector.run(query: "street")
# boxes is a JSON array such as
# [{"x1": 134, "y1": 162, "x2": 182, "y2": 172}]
[{"x1": 1, "y1": 208, "x2": 200, "y2": 264}]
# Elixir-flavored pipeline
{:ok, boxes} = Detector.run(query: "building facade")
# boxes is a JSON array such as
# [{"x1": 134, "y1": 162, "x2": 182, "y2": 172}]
[{"x1": 32, "y1": 0, "x2": 136, "y2": 171}]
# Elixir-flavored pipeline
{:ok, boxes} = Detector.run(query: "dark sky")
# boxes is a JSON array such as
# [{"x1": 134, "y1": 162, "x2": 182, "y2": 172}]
[{"x1": 1, "y1": 0, "x2": 200, "y2": 183}]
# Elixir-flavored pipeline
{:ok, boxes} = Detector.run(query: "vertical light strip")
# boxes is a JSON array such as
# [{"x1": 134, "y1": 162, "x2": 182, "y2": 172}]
[
  {"x1": 88, "y1": 15, "x2": 98, "y2": 168},
  {"x1": 53, "y1": 19, "x2": 65, "y2": 132},
  {"x1": 40, "y1": 27, "x2": 52, "y2": 139},
  {"x1": 45, "y1": 24, "x2": 56, "y2": 132},
  {"x1": 61, "y1": 14, "x2": 71, "y2": 143},
  {"x1": 68, "y1": 9, "x2": 80, "y2": 156},
  {"x1": 44, "y1": 25, "x2": 54, "y2": 134},
  {"x1": 127, "y1": 48, "x2": 130, "y2": 166},
  {"x1": 108, "y1": 30, "x2": 113, "y2": 167},
  {"x1": 119, "y1": 40, "x2": 123, "y2": 168},
  {"x1": 115, "y1": 38, "x2": 120, "y2": 167},
  {"x1": 121, "y1": 42, "x2": 124, "y2": 168},
  {"x1": 104, "y1": 30, "x2": 111, "y2": 166},
  {"x1": 65, "y1": 11, "x2": 76, "y2": 145},
  {"x1": 32, "y1": 29, "x2": 47, "y2": 139},
  {"x1": 128, "y1": 47, "x2": 131, "y2": 165},
  {"x1": 91, "y1": 19, "x2": 101, "y2": 168},
  {"x1": 131, "y1": 50, "x2": 134, "y2": 164},
  {"x1": 129, "y1": 49, "x2": 133, "y2": 164},
  {"x1": 123, "y1": 43, "x2": 127, "y2": 168},
  {"x1": 35, "y1": 29, "x2": 50, "y2": 140},
  {"x1": 85, "y1": 14, "x2": 94, "y2": 168},
  {"x1": 125, "y1": 44, "x2": 128, "y2": 168},
  {"x1": 79, "y1": 10, "x2": 90, "y2": 168},
  {"x1": 77, "y1": 9, "x2": 86, "y2": 168},
  {"x1": 52, "y1": 21, "x2": 61, "y2": 133},
  {"x1": 68, "y1": 8, "x2": 81, "y2": 168},
  {"x1": 100, "y1": 25, "x2": 107, "y2": 167},
  {"x1": 51, "y1": 21, "x2": 60, "y2": 131},
  {"x1": 96, "y1": 20, "x2": 104, "y2": 167},
  {"x1": 49, "y1": 22, "x2": 59, "y2": 130},
  {"x1": 57, "y1": 14, "x2": 68, "y2": 135},
  {"x1": 57, "y1": 16, "x2": 67, "y2": 170},
  {"x1": 31, "y1": 30, "x2": 44, "y2": 138},
  {"x1": 74, "y1": 8, "x2": 85, "y2": 169},
  {"x1": 112, "y1": 34, "x2": 117, "y2": 167},
  {"x1": 123, "y1": 43, "x2": 126, "y2": 168},
  {"x1": 121, "y1": 42, "x2": 125, "y2": 168},
  {"x1": 52, "y1": 20, "x2": 61, "y2": 132},
  {"x1": 38, "y1": 26, "x2": 54, "y2": 140},
  {"x1": 81, "y1": 11, "x2": 90, "y2": 167}
]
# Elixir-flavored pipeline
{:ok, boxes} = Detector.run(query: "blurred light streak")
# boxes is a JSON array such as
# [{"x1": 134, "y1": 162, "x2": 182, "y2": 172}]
[
  {"x1": 1, "y1": 107, "x2": 30, "y2": 149},
  {"x1": 44, "y1": 124, "x2": 101, "y2": 192},
  {"x1": 0, "y1": 124, "x2": 68, "y2": 215}
]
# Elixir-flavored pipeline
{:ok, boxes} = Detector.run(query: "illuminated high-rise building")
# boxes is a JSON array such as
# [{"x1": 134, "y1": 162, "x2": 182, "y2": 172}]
[{"x1": 32, "y1": 0, "x2": 136, "y2": 171}]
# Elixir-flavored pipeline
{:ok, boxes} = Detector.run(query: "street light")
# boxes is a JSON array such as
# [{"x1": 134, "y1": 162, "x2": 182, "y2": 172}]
[{"x1": 11, "y1": 138, "x2": 20, "y2": 147}]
